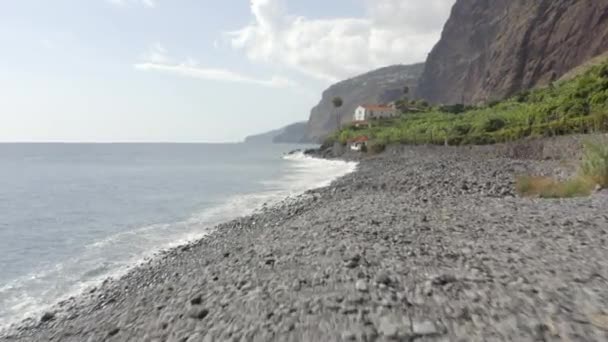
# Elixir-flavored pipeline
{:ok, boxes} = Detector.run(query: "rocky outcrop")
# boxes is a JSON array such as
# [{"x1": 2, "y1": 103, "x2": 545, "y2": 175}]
[
  {"x1": 306, "y1": 63, "x2": 424, "y2": 142},
  {"x1": 417, "y1": 0, "x2": 608, "y2": 105}
]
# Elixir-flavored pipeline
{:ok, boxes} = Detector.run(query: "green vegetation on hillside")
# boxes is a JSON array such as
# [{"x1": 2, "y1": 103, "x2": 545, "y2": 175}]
[{"x1": 334, "y1": 61, "x2": 608, "y2": 147}]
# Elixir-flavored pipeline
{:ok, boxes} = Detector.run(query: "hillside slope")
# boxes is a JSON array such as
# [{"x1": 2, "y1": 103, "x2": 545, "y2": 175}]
[
  {"x1": 306, "y1": 63, "x2": 424, "y2": 142},
  {"x1": 417, "y1": 0, "x2": 608, "y2": 104},
  {"x1": 244, "y1": 122, "x2": 310, "y2": 144}
]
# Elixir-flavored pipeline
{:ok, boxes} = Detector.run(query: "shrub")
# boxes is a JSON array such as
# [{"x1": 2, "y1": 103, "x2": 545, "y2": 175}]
[
  {"x1": 483, "y1": 118, "x2": 507, "y2": 132},
  {"x1": 452, "y1": 123, "x2": 472, "y2": 136},
  {"x1": 590, "y1": 90, "x2": 608, "y2": 105},
  {"x1": 321, "y1": 136, "x2": 336, "y2": 149},
  {"x1": 487, "y1": 100, "x2": 501, "y2": 108},
  {"x1": 439, "y1": 104, "x2": 466, "y2": 114},
  {"x1": 515, "y1": 91, "x2": 530, "y2": 103},
  {"x1": 368, "y1": 142, "x2": 386, "y2": 154},
  {"x1": 563, "y1": 99, "x2": 590, "y2": 117},
  {"x1": 581, "y1": 140, "x2": 608, "y2": 188}
]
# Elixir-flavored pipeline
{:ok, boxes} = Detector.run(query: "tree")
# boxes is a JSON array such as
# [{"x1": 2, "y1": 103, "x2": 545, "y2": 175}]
[
  {"x1": 332, "y1": 97, "x2": 344, "y2": 130},
  {"x1": 402, "y1": 86, "x2": 410, "y2": 104}
]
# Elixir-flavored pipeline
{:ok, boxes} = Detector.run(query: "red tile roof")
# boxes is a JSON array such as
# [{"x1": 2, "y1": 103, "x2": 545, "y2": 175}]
[{"x1": 349, "y1": 136, "x2": 369, "y2": 143}]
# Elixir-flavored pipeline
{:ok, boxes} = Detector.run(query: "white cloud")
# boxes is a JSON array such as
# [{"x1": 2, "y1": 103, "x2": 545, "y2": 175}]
[
  {"x1": 228, "y1": 0, "x2": 455, "y2": 82},
  {"x1": 141, "y1": 42, "x2": 169, "y2": 63},
  {"x1": 108, "y1": 0, "x2": 156, "y2": 8},
  {"x1": 134, "y1": 44, "x2": 296, "y2": 88}
]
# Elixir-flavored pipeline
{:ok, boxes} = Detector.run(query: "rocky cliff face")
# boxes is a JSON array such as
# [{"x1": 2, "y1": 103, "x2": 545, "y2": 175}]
[
  {"x1": 418, "y1": 0, "x2": 608, "y2": 104},
  {"x1": 306, "y1": 63, "x2": 424, "y2": 142}
]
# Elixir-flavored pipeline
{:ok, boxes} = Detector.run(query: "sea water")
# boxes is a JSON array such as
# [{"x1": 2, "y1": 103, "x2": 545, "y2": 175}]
[{"x1": 0, "y1": 143, "x2": 356, "y2": 328}]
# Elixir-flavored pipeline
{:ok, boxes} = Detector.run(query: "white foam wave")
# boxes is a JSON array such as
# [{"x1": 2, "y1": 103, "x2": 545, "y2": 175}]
[{"x1": 0, "y1": 152, "x2": 357, "y2": 331}]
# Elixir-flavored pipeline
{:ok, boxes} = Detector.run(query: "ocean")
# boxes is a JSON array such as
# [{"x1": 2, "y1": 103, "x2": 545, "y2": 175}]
[{"x1": 0, "y1": 143, "x2": 356, "y2": 328}]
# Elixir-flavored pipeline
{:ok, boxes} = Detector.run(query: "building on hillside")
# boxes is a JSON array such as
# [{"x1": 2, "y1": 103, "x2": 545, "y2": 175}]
[
  {"x1": 353, "y1": 104, "x2": 398, "y2": 121},
  {"x1": 349, "y1": 136, "x2": 369, "y2": 151}
]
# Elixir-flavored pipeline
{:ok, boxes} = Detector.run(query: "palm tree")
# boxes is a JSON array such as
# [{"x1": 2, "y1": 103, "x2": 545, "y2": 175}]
[{"x1": 332, "y1": 96, "x2": 344, "y2": 130}]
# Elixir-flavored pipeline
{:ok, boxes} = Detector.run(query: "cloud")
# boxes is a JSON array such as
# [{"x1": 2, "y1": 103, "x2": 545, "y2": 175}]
[
  {"x1": 228, "y1": 0, "x2": 456, "y2": 82},
  {"x1": 134, "y1": 44, "x2": 296, "y2": 88},
  {"x1": 141, "y1": 43, "x2": 169, "y2": 63},
  {"x1": 108, "y1": 0, "x2": 156, "y2": 8}
]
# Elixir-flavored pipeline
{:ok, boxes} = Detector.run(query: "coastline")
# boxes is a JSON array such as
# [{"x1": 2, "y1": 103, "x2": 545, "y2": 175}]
[
  {"x1": 3, "y1": 140, "x2": 608, "y2": 341},
  {"x1": 0, "y1": 151, "x2": 358, "y2": 338}
]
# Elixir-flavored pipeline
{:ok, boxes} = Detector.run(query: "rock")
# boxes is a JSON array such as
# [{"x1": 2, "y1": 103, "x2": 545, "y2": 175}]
[
  {"x1": 108, "y1": 327, "x2": 120, "y2": 336},
  {"x1": 431, "y1": 274, "x2": 458, "y2": 286},
  {"x1": 187, "y1": 308, "x2": 209, "y2": 320},
  {"x1": 589, "y1": 313, "x2": 608, "y2": 331},
  {"x1": 40, "y1": 312, "x2": 55, "y2": 323},
  {"x1": 190, "y1": 295, "x2": 202, "y2": 305},
  {"x1": 344, "y1": 254, "x2": 361, "y2": 269},
  {"x1": 341, "y1": 330, "x2": 357, "y2": 341},
  {"x1": 292, "y1": 279, "x2": 302, "y2": 291},
  {"x1": 377, "y1": 318, "x2": 399, "y2": 338},
  {"x1": 412, "y1": 320, "x2": 439, "y2": 336},
  {"x1": 355, "y1": 279, "x2": 369, "y2": 292},
  {"x1": 377, "y1": 315, "x2": 411, "y2": 339},
  {"x1": 375, "y1": 272, "x2": 392, "y2": 285}
]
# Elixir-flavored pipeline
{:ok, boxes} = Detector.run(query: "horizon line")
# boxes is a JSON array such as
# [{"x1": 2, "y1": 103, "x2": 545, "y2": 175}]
[{"x1": 0, "y1": 141, "x2": 244, "y2": 144}]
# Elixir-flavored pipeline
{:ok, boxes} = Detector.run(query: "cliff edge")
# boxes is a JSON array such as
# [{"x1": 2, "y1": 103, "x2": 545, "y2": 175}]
[{"x1": 417, "y1": 0, "x2": 608, "y2": 104}]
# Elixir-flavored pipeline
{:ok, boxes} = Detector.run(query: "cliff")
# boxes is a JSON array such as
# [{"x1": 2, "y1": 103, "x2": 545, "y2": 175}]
[
  {"x1": 417, "y1": 0, "x2": 608, "y2": 105},
  {"x1": 244, "y1": 122, "x2": 311, "y2": 144},
  {"x1": 306, "y1": 63, "x2": 424, "y2": 142}
]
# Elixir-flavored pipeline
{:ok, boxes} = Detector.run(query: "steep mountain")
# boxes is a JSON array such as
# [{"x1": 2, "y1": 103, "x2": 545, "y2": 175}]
[
  {"x1": 306, "y1": 63, "x2": 424, "y2": 142},
  {"x1": 417, "y1": 0, "x2": 608, "y2": 105},
  {"x1": 244, "y1": 122, "x2": 310, "y2": 144}
]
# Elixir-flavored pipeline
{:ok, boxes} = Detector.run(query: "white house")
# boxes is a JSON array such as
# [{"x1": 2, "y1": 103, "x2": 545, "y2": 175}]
[
  {"x1": 353, "y1": 104, "x2": 398, "y2": 121},
  {"x1": 349, "y1": 136, "x2": 369, "y2": 151}
]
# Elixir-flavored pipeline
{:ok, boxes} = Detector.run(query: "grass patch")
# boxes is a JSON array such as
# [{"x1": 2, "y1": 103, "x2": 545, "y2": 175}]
[
  {"x1": 516, "y1": 176, "x2": 594, "y2": 198},
  {"x1": 581, "y1": 140, "x2": 608, "y2": 188},
  {"x1": 516, "y1": 140, "x2": 608, "y2": 198}
]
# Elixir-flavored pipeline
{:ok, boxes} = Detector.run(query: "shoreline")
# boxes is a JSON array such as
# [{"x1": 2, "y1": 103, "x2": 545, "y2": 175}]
[
  {"x1": 3, "y1": 140, "x2": 608, "y2": 341},
  {"x1": 0, "y1": 152, "x2": 357, "y2": 337}
]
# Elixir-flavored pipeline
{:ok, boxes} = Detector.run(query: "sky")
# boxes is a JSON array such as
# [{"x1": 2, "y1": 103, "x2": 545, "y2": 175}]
[{"x1": 0, "y1": 0, "x2": 456, "y2": 142}]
